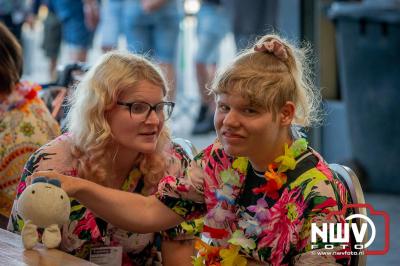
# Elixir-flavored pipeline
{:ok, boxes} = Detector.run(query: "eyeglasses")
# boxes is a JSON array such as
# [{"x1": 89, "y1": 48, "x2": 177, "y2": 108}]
[{"x1": 117, "y1": 101, "x2": 175, "y2": 121}]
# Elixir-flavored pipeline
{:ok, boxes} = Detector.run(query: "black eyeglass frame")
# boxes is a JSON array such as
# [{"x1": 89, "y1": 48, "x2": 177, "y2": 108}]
[{"x1": 116, "y1": 101, "x2": 175, "y2": 121}]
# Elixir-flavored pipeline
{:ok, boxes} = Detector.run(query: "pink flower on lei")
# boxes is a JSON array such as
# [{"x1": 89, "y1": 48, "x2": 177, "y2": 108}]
[
  {"x1": 258, "y1": 188, "x2": 307, "y2": 266},
  {"x1": 207, "y1": 203, "x2": 236, "y2": 223},
  {"x1": 247, "y1": 198, "x2": 271, "y2": 222}
]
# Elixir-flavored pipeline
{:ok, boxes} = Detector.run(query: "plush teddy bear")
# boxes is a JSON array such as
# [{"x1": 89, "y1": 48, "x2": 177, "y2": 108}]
[{"x1": 17, "y1": 177, "x2": 71, "y2": 249}]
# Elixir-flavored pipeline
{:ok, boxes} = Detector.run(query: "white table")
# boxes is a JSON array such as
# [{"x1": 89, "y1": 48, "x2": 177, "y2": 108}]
[{"x1": 0, "y1": 228, "x2": 96, "y2": 266}]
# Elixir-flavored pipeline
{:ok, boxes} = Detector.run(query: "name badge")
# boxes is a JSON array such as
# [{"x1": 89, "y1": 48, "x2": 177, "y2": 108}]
[{"x1": 90, "y1": 246, "x2": 123, "y2": 266}]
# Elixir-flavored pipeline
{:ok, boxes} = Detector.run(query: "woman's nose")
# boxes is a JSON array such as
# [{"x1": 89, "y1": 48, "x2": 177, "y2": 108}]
[
  {"x1": 144, "y1": 110, "x2": 160, "y2": 124},
  {"x1": 222, "y1": 110, "x2": 240, "y2": 127}
]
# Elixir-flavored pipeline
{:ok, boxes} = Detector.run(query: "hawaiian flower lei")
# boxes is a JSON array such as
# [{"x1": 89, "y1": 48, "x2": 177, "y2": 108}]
[
  {"x1": 195, "y1": 138, "x2": 308, "y2": 265},
  {"x1": 0, "y1": 81, "x2": 41, "y2": 116},
  {"x1": 252, "y1": 138, "x2": 308, "y2": 200}
]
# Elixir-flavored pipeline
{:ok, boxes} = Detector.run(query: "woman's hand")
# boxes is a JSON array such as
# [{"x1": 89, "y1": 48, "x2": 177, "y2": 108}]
[
  {"x1": 26, "y1": 170, "x2": 83, "y2": 197},
  {"x1": 83, "y1": 0, "x2": 100, "y2": 30},
  {"x1": 140, "y1": 0, "x2": 166, "y2": 13}
]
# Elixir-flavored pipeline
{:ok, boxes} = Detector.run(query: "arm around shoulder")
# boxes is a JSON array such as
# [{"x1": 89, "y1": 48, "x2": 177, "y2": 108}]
[{"x1": 30, "y1": 170, "x2": 184, "y2": 233}]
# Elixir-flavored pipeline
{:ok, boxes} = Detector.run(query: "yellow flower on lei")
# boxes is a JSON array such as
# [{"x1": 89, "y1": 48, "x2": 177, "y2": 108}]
[
  {"x1": 232, "y1": 157, "x2": 248, "y2": 174},
  {"x1": 220, "y1": 245, "x2": 247, "y2": 266},
  {"x1": 274, "y1": 143, "x2": 297, "y2": 172},
  {"x1": 228, "y1": 230, "x2": 256, "y2": 252},
  {"x1": 192, "y1": 256, "x2": 204, "y2": 266}
]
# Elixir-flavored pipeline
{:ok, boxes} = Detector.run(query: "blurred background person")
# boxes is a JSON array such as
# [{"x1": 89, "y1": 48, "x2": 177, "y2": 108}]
[
  {"x1": 0, "y1": 22, "x2": 60, "y2": 229},
  {"x1": 231, "y1": 0, "x2": 278, "y2": 51},
  {"x1": 192, "y1": 0, "x2": 230, "y2": 135},
  {"x1": 0, "y1": 0, "x2": 32, "y2": 43},
  {"x1": 99, "y1": 0, "x2": 136, "y2": 52},
  {"x1": 52, "y1": 0, "x2": 99, "y2": 62},
  {"x1": 31, "y1": 0, "x2": 62, "y2": 81},
  {"x1": 127, "y1": 0, "x2": 182, "y2": 100}
]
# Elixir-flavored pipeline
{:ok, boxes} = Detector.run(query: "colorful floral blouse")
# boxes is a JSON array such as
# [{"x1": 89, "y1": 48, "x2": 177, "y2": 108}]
[
  {"x1": 8, "y1": 134, "x2": 195, "y2": 265},
  {"x1": 156, "y1": 138, "x2": 352, "y2": 265},
  {"x1": 0, "y1": 82, "x2": 60, "y2": 218}
]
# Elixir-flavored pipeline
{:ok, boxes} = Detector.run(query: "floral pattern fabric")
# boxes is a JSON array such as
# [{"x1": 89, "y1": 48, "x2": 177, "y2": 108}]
[
  {"x1": 156, "y1": 139, "x2": 352, "y2": 265},
  {"x1": 0, "y1": 82, "x2": 60, "y2": 217},
  {"x1": 8, "y1": 134, "x2": 195, "y2": 265}
]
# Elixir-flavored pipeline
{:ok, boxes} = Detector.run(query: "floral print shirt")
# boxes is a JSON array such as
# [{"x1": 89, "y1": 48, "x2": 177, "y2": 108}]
[
  {"x1": 156, "y1": 139, "x2": 352, "y2": 265},
  {"x1": 0, "y1": 82, "x2": 60, "y2": 217},
  {"x1": 8, "y1": 134, "x2": 195, "y2": 265}
]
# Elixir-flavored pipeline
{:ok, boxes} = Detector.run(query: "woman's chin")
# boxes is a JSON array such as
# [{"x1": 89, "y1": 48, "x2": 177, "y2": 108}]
[{"x1": 136, "y1": 143, "x2": 158, "y2": 154}]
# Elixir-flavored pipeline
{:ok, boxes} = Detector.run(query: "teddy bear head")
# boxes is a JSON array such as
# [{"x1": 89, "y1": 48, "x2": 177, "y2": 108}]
[{"x1": 17, "y1": 177, "x2": 71, "y2": 228}]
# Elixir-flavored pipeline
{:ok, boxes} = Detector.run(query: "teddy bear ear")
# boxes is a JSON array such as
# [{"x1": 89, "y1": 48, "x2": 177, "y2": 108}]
[
  {"x1": 48, "y1": 179, "x2": 61, "y2": 188},
  {"x1": 32, "y1": 176, "x2": 48, "y2": 184}
]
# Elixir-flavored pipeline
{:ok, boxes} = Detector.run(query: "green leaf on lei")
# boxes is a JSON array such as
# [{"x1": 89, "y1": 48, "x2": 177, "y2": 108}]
[{"x1": 221, "y1": 169, "x2": 241, "y2": 186}]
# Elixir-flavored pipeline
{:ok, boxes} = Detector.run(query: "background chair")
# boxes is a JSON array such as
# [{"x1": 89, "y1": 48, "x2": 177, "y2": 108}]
[
  {"x1": 329, "y1": 163, "x2": 367, "y2": 266},
  {"x1": 39, "y1": 63, "x2": 89, "y2": 129}
]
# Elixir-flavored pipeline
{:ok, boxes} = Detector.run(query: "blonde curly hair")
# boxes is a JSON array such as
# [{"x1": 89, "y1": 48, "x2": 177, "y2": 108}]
[
  {"x1": 211, "y1": 34, "x2": 321, "y2": 127},
  {"x1": 66, "y1": 51, "x2": 170, "y2": 190}
]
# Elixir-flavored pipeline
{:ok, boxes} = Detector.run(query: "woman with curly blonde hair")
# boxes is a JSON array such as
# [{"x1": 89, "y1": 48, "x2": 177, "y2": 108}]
[{"x1": 8, "y1": 51, "x2": 195, "y2": 265}]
